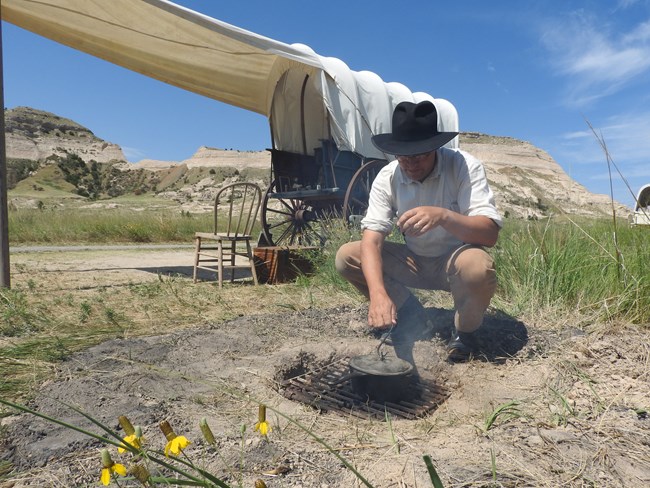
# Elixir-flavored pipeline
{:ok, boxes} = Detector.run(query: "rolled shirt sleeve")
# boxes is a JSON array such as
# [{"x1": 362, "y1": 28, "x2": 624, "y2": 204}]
[{"x1": 360, "y1": 162, "x2": 397, "y2": 235}]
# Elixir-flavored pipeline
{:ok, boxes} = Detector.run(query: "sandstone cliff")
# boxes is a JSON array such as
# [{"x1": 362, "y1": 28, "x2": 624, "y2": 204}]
[
  {"x1": 4, "y1": 106, "x2": 628, "y2": 219},
  {"x1": 5, "y1": 107, "x2": 125, "y2": 163},
  {"x1": 131, "y1": 145, "x2": 269, "y2": 171},
  {"x1": 138, "y1": 136, "x2": 627, "y2": 219},
  {"x1": 460, "y1": 133, "x2": 625, "y2": 219}
]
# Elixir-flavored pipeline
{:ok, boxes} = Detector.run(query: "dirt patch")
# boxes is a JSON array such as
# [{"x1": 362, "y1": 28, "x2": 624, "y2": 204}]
[{"x1": 1, "y1": 251, "x2": 650, "y2": 487}]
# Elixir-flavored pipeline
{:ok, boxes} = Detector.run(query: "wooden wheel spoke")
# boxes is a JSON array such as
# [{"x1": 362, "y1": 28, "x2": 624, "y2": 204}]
[
  {"x1": 277, "y1": 225, "x2": 295, "y2": 244},
  {"x1": 303, "y1": 220, "x2": 328, "y2": 245},
  {"x1": 262, "y1": 177, "x2": 343, "y2": 246},
  {"x1": 277, "y1": 199, "x2": 299, "y2": 213},
  {"x1": 343, "y1": 159, "x2": 388, "y2": 226},
  {"x1": 349, "y1": 196, "x2": 367, "y2": 208},
  {"x1": 266, "y1": 207, "x2": 294, "y2": 217},
  {"x1": 268, "y1": 220, "x2": 293, "y2": 231}
]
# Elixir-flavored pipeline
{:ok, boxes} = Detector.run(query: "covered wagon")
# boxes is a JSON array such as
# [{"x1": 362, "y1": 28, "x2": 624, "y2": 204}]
[
  {"x1": 2, "y1": 0, "x2": 460, "y2": 246},
  {"x1": 632, "y1": 184, "x2": 650, "y2": 226}
]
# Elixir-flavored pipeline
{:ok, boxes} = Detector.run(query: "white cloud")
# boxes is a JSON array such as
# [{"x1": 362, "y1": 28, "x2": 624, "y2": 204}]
[
  {"x1": 540, "y1": 11, "x2": 650, "y2": 106},
  {"x1": 590, "y1": 165, "x2": 650, "y2": 181},
  {"x1": 622, "y1": 19, "x2": 650, "y2": 42},
  {"x1": 562, "y1": 112, "x2": 650, "y2": 162},
  {"x1": 562, "y1": 129, "x2": 593, "y2": 140},
  {"x1": 568, "y1": 45, "x2": 649, "y2": 82},
  {"x1": 122, "y1": 146, "x2": 147, "y2": 162},
  {"x1": 617, "y1": 0, "x2": 644, "y2": 10},
  {"x1": 554, "y1": 111, "x2": 650, "y2": 206}
]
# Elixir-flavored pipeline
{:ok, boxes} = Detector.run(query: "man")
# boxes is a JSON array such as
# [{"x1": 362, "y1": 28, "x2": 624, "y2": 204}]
[{"x1": 335, "y1": 100, "x2": 502, "y2": 362}]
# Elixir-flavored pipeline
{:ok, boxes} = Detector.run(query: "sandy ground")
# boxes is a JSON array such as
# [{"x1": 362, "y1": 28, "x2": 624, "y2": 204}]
[{"x1": 1, "y1": 249, "x2": 649, "y2": 487}]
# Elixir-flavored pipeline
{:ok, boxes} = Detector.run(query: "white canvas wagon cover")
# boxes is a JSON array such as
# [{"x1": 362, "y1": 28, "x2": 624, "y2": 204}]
[
  {"x1": 1, "y1": 0, "x2": 458, "y2": 159},
  {"x1": 635, "y1": 184, "x2": 650, "y2": 211},
  {"x1": 633, "y1": 184, "x2": 650, "y2": 226}
]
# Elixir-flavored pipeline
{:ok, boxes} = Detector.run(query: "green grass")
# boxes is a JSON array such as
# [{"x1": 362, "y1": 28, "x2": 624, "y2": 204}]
[
  {"x1": 7, "y1": 208, "x2": 650, "y2": 326},
  {"x1": 482, "y1": 400, "x2": 524, "y2": 432},
  {"x1": 493, "y1": 218, "x2": 650, "y2": 325},
  {"x1": 7, "y1": 206, "x2": 262, "y2": 244},
  {"x1": 11, "y1": 164, "x2": 78, "y2": 196}
]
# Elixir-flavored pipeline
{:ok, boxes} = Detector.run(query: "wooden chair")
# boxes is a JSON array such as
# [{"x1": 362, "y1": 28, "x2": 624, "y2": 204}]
[{"x1": 193, "y1": 182, "x2": 262, "y2": 287}]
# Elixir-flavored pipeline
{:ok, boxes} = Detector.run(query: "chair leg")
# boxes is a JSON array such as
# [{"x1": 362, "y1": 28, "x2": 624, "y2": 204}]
[
  {"x1": 230, "y1": 241, "x2": 236, "y2": 283},
  {"x1": 217, "y1": 240, "x2": 224, "y2": 288},
  {"x1": 193, "y1": 236, "x2": 201, "y2": 283},
  {"x1": 247, "y1": 241, "x2": 259, "y2": 286}
]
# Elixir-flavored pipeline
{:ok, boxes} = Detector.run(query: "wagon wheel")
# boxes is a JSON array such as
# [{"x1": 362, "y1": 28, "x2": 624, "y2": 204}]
[
  {"x1": 261, "y1": 179, "x2": 328, "y2": 247},
  {"x1": 343, "y1": 159, "x2": 388, "y2": 225}
]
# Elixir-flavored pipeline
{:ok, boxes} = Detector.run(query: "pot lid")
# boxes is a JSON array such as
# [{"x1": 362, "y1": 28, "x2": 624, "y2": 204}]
[{"x1": 349, "y1": 354, "x2": 414, "y2": 376}]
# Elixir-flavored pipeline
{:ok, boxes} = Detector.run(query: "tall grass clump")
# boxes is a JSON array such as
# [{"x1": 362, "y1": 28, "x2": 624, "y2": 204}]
[
  {"x1": 303, "y1": 215, "x2": 361, "y2": 290},
  {"x1": 8, "y1": 208, "x2": 220, "y2": 244},
  {"x1": 494, "y1": 217, "x2": 649, "y2": 325}
]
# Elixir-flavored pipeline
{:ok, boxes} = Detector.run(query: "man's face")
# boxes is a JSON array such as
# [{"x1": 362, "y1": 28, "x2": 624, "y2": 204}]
[{"x1": 397, "y1": 151, "x2": 436, "y2": 182}]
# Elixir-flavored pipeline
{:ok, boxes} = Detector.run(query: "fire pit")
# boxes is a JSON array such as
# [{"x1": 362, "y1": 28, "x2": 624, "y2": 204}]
[{"x1": 278, "y1": 356, "x2": 450, "y2": 420}]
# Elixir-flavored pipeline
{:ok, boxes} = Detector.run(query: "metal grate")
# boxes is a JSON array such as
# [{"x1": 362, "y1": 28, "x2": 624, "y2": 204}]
[{"x1": 280, "y1": 358, "x2": 450, "y2": 420}]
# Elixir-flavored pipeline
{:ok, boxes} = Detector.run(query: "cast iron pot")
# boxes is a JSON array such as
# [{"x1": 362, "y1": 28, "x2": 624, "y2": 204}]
[{"x1": 348, "y1": 353, "x2": 415, "y2": 403}]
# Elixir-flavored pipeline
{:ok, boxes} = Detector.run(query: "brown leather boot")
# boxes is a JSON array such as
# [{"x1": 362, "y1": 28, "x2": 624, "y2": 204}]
[{"x1": 446, "y1": 330, "x2": 478, "y2": 362}]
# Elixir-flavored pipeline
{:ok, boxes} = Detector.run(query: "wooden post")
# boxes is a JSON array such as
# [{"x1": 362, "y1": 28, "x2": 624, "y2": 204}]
[{"x1": 0, "y1": 20, "x2": 11, "y2": 288}]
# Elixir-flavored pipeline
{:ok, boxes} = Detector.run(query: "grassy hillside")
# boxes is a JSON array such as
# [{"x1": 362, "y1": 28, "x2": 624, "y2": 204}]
[
  {"x1": 5, "y1": 106, "x2": 91, "y2": 136},
  {"x1": 11, "y1": 164, "x2": 80, "y2": 199}
]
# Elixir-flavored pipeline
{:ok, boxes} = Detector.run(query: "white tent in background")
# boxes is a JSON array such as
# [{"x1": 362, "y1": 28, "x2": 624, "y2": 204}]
[{"x1": 632, "y1": 184, "x2": 650, "y2": 226}]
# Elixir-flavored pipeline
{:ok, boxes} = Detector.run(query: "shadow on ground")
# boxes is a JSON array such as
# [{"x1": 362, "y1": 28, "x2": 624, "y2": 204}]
[
  {"x1": 136, "y1": 265, "x2": 256, "y2": 284},
  {"x1": 423, "y1": 307, "x2": 529, "y2": 363}
]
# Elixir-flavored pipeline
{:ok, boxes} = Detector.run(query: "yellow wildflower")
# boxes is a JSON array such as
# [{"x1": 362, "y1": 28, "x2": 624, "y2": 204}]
[
  {"x1": 254, "y1": 404, "x2": 271, "y2": 437},
  {"x1": 118, "y1": 433, "x2": 142, "y2": 453},
  {"x1": 165, "y1": 434, "x2": 191, "y2": 457},
  {"x1": 255, "y1": 420, "x2": 271, "y2": 436},
  {"x1": 100, "y1": 464, "x2": 127, "y2": 486},
  {"x1": 100, "y1": 448, "x2": 127, "y2": 486},
  {"x1": 159, "y1": 420, "x2": 191, "y2": 457}
]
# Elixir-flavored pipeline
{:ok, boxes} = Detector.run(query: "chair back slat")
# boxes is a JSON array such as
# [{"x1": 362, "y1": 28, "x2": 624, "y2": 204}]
[
  {"x1": 214, "y1": 182, "x2": 262, "y2": 237},
  {"x1": 235, "y1": 188, "x2": 249, "y2": 235}
]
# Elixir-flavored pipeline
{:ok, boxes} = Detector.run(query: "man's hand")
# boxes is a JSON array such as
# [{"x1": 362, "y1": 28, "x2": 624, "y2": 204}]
[
  {"x1": 397, "y1": 206, "x2": 499, "y2": 247},
  {"x1": 368, "y1": 291, "x2": 397, "y2": 329},
  {"x1": 360, "y1": 229, "x2": 396, "y2": 330},
  {"x1": 397, "y1": 206, "x2": 447, "y2": 237}
]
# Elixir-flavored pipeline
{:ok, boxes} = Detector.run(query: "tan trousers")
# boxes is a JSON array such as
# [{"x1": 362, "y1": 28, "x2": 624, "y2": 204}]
[{"x1": 335, "y1": 240, "x2": 497, "y2": 333}]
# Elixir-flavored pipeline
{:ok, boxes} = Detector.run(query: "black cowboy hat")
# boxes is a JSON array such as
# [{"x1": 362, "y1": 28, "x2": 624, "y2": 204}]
[{"x1": 371, "y1": 100, "x2": 458, "y2": 156}]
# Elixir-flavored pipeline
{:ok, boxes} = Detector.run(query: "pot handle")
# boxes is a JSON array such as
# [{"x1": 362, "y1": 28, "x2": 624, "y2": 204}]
[{"x1": 376, "y1": 324, "x2": 395, "y2": 358}]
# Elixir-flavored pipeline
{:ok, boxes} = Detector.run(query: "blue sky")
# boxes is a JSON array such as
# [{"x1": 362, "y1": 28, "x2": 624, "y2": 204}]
[{"x1": 3, "y1": 0, "x2": 650, "y2": 209}]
